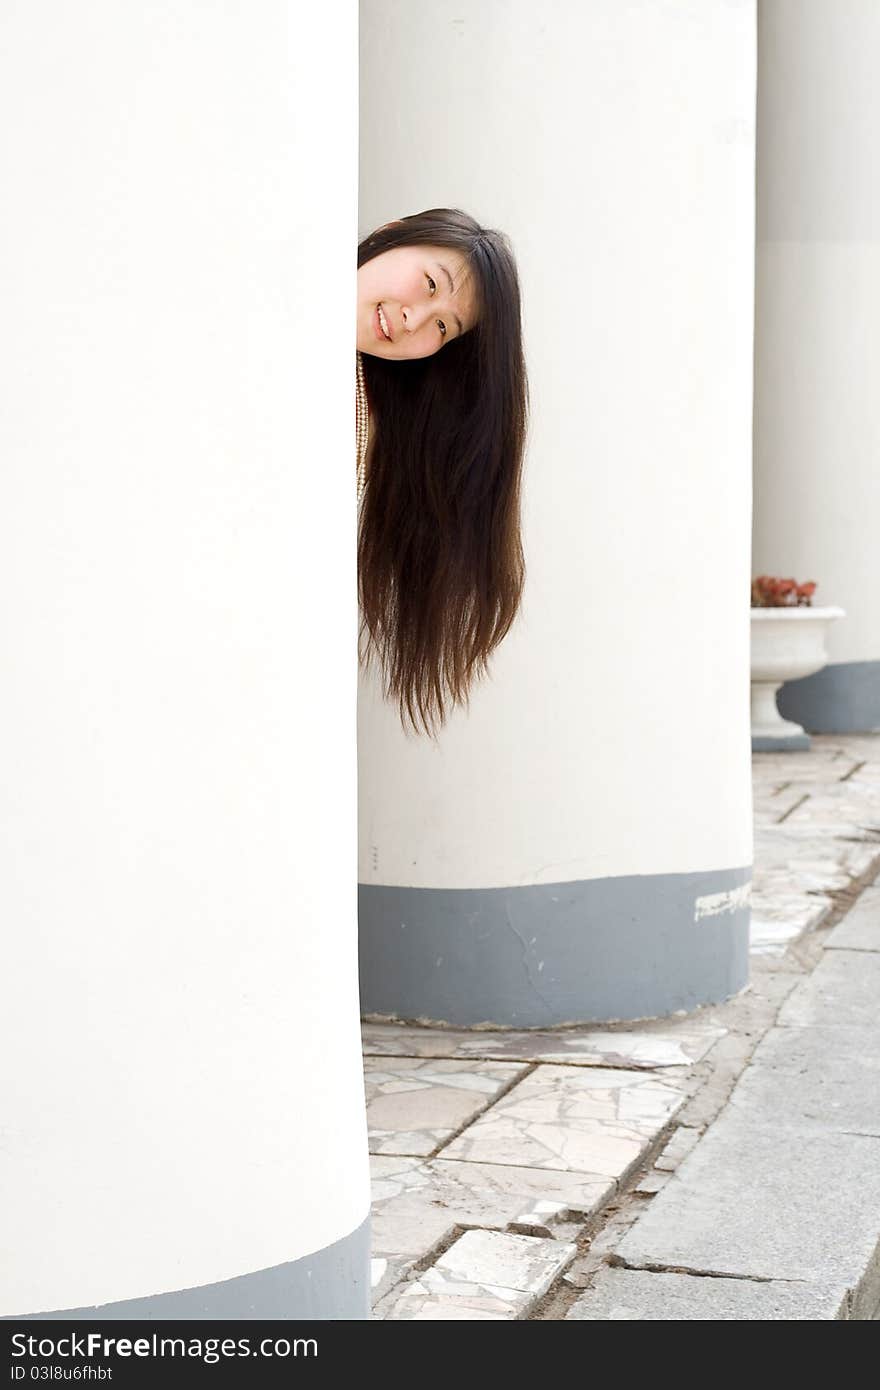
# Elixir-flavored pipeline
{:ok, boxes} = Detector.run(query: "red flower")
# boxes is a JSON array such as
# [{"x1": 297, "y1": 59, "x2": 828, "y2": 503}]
[{"x1": 751, "y1": 575, "x2": 817, "y2": 607}]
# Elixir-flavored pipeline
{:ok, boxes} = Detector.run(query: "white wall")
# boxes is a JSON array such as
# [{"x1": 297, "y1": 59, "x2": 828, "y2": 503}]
[
  {"x1": 359, "y1": 0, "x2": 755, "y2": 890},
  {"x1": 0, "y1": 1, "x2": 368, "y2": 1314},
  {"x1": 754, "y1": 0, "x2": 880, "y2": 665}
]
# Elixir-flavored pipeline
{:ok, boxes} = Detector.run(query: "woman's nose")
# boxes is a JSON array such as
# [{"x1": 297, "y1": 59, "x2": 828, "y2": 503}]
[{"x1": 401, "y1": 302, "x2": 434, "y2": 333}]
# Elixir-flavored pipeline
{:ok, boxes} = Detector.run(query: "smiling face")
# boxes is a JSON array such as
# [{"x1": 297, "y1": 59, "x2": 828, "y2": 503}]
[{"x1": 356, "y1": 243, "x2": 478, "y2": 360}]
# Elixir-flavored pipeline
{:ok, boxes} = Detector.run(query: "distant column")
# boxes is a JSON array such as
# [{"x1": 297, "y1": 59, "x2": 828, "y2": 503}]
[
  {"x1": 0, "y1": 2, "x2": 369, "y2": 1318},
  {"x1": 754, "y1": 0, "x2": 880, "y2": 733},
  {"x1": 358, "y1": 0, "x2": 756, "y2": 1025}
]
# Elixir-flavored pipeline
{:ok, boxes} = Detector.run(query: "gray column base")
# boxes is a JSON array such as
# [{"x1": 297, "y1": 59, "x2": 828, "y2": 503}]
[
  {"x1": 752, "y1": 733, "x2": 811, "y2": 752},
  {"x1": 11, "y1": 1217, "x2": 370, "y2": 1322},
  {"x1": 777, "y1": 660, "x2": 880, "y2": 735},
  {"x1": 359, "y1": 866, "x2": 751, "y2": 1027}
]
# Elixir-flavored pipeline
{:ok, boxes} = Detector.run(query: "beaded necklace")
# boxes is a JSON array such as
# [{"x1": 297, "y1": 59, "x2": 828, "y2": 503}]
[{"x1": 355, "y1": 351, "x2": 368, "y2": 508}]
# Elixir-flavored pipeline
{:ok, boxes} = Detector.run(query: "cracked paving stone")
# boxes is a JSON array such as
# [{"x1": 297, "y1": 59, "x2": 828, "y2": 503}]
[
  {"x1": 378, "y1": 1230, "x2": 575, "y2": 1320},
  {"x1": 370, "y1": 1153, "x2": 612, "y2": 1262},
  {"x1": 635, "y1": 1169, "x2": 673, "y2": 1195},
  {"x1": 362, "y1": 1019, "x2": 724, "y2": 1070},
  {"x1": 614, "y1": 1111, "x2": 880, "y2": 1300},
  {"x1": 566, "y1": 1266, "x2": 849, "y2": 1320},
  {"x1": 756, "y1": 826, "x2": 880, "y2": 877},
  {"x1": 440, "y1": 1065, "x2": 688, "y2": 1179},
  {"x1": 749, "y1": 901, "x2": 831, "y2": 955},
  {"x1": 364, "y1": 1057, "x2": 526, "y2": 1156}
]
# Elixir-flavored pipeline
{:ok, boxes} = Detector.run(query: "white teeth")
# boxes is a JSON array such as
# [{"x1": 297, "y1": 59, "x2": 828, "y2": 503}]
[{"x1": 378, "y1": 304, "x2": 391, "y2": 339}]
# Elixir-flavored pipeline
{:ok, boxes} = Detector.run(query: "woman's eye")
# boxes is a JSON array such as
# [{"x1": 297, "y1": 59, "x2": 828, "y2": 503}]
[
  {"x1": 426, "y1": 275, "x2": 437, "y2": 294},
  {"x1": 437, "y1": 320, "x2": 447, "y2": 337}
]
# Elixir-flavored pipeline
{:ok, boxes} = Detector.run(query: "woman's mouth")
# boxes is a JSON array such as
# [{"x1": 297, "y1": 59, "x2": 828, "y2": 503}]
[{"x1": 376, "y1": 303, "x2": 393, "y2": 342}]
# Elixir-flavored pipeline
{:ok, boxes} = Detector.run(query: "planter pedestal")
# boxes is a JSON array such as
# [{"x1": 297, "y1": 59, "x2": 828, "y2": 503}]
[
  {"x1": 751, "y1": 681, "x2": 811, "y2": 751},
  {"x1": 750, "y1": 606, "x2": 846, "y2": 752}
]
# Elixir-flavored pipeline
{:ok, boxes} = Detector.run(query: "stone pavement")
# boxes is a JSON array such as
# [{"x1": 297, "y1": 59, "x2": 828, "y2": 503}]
[{"x1": 364, "y1": 735, "x2": 880, "y2": 1320}]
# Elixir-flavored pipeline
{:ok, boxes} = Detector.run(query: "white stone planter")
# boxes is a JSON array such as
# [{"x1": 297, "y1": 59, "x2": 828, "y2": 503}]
[{"x1": 750, "y1": 606, "x2": 846, "y2": 750}]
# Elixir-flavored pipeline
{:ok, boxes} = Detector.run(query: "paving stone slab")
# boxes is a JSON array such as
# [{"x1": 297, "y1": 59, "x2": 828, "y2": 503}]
[
  {"x1": 811, "y1": 734, "x2": 880, "y2": 756},
  {"x1": 749, "y1": 886, "x2": 832, "y2": 918},
  {"x1": 566, "y1": 1266, "x2": 848, "y2": 1320},
  {"x1": 751, "y1": 748, "x2": 857, "y2": 776},
  {"x1": 614, "y1": 1112, "x2": 880, "y2": 1314},
  {"x1": 749, "y1": 903, "x2": 830, "y2": 956},
  {"x1": 751, "y1": 788, "x2": 812, "y2": 823},
  {"x1": 782, "y1": 818, "x2": 880, "y2": 845},
  {"x1": 767, "y1": 828, "x2": 878, "y2": 872},
  {"x1": 362, "y1": 1020, "x2": 724, "y2": 1070},
  {"x1": 824, "y1": 887, "x2": 880, "y2": 952},
  {"x1": 654, "y1": 1126, "x2": 702, "y2": 1171},
  {"x1": 440, "y1": 1228, "x2": 574, "y2": 1292},
  {"x1": 364, "y1": 1057, "x2": 526, "y2": 1156},
  {"x1": 752, "y1": 831, "x2": 877, "y2": 891},
  {"x1": 784, "y1": 780, "x2": 880, "y2": 813},
  {"x1": 777, "y1": 950, "x2": 880, "y2": 1030},
  {"x1": 380, "y1": 1230, "x2": 575, "y2": 1320},
  {"x1": 441, "y1": 1065, "x2": 687, "y2": 1179},
  {"x1": 845, "y1": 769, "x2": 880, "y2": 788},
  {"x1": 785, "y1": 793, "x2": 880, "y2": 817},
  {"x1": 754, "y1": 818, "x2": 879, "y2": 849},
  {"x1": 635, "y1": 1169, "x2": 673, "y2": 1195},
  {"x1": 378, "y1": 1281, "x2": 515, "y2": 1319},
  {"x1": 727, "y1": 1025, "x2": 880, "y2": 1136},
  {"x1": 370, "y1": 1155, "x2": 459, "y2": 1259},
  {"x1": 752, "y1": 742, "x2": 849, "y2": 756},
  {"x1": 750, "y1": 875, "x2": 833, "y2": 905},
  {"x1": 370, "y1": 1153, "x2": 612, "y2": 1261},
  {"x1": 430, "y1": 1159, "x2": 613, "y2": 1225}
]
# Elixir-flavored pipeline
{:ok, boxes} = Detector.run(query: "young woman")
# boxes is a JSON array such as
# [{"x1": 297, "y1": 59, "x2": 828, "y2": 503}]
[{"x1": 355, "y1": 207, "x2": 528, "y2": 739}]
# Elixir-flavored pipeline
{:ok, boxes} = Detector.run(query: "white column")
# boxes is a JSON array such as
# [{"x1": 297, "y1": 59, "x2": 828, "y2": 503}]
[
  {"x1": 0, "y1": 1, "x2": 369, "y2": 1318},
  {"x1": 358, "y1": 0, "x2": 756, "y2": 1024},
  {"x1": 754, "y1": 0, "x2": 880, "y2": 733}
]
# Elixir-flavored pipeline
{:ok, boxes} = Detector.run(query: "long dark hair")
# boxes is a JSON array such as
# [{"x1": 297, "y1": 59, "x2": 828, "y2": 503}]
[{"x1": 357, "y1": 208, "x2": 528, "y2": 739}]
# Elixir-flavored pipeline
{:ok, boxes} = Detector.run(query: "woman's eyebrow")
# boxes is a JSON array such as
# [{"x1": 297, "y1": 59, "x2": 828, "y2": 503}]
[{"x1": 437, "y1": 262, "x2": 464, "y2": 336}]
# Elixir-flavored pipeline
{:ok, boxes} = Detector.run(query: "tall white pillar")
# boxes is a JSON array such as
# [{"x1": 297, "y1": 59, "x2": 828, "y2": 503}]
[
  {"x1": 0, "y1": 2, "x2": 369, "y2": 1318},
  {"x1": 754, "y1": 0, "x2": 880, "y2": 733},
  {"x1": 358, "y1": 1, "x2": 755, "y2": 1025}
]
